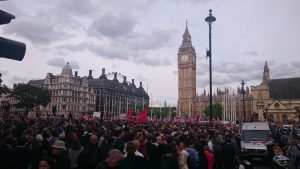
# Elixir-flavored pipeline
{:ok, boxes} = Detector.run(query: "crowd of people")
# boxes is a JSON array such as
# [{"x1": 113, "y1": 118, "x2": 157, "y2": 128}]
[{"x1": 0, "y1": 114, "x2": 298, "y2": 169}]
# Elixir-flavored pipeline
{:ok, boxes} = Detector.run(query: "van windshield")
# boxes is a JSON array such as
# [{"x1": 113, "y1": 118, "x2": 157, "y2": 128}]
[{"x1": 241, "y1": 130, "x2": 270, "y2": 141}]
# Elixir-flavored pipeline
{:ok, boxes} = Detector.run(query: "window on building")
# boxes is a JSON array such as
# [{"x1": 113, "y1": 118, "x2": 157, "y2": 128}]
[
  {"x1": 275, "y1": 103, "x2": 280, "y2": 109},
  {"x1": 282, "y1": 114, "x2": 288, "y2": 124}
]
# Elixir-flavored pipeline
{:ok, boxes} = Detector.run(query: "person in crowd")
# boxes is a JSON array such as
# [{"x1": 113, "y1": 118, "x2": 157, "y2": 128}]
[
  {"x1": 265, "y1": 135, "x2": 275, "y2": 167},
  {"x1": 178, "y1": 142, "x2": 189, "y2": 169},
  {"x1": 51, "y1": 140, "x2": 70, "y2": 169},
  {"x1": 185, "y1": 140, "x2": 199, "y2": 169},
  {"x1": 145, "y1": 134, "x2": 157, "y2": 169},
  {"x1": 98, "y1": 133, "x2": 114, "y2": 161},
  {"x1": 0, "y1": 130, "x2": 15, "y2": 169},
  {"x1": 95, "y1": 149, "x2": 124, "y2": 169},
  {"x1": 156, "y1": 135, "x2": 167, "y2": 168},
  {"x1": 134, "y1": 132, "x2": 148, "y2": 158},
  {"x1": 39, "y1": 156, "x2": 54, "y2": 169},
  {"x1": 213, "y1": 135, "x2": 224, "y2": 169},
  {"x1": 222, "y1": 137, "x2": 236, "y2": 169},
  {"x1": 78, "y1": 134, "x2": 100, "y2": 169},
  {"x1": 287, "y1": 139, "x2": 300, "y2": 169},
  {"x1": 115, "y1": 129, "x2": 126, "y2": 152},
  {"x1": 119, "y1": 141, "x2": 146, "y2": 169},
  {"x1": 68, "y1": 134, "x2": 83, "y2": 169},
  {"x1": 31, "y1": 134, "x2": 51, "y2": 169},
  {"x1": 13, "y1": 136, "x2": 31, "y2": 169},
  {"x1": 204, "y1": 146, "x2": 214, "y2": 169}
]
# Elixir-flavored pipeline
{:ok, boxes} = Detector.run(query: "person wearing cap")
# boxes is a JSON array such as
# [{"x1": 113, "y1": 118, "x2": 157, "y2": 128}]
[
  {"x1": 51, "y1": 140, "x2": 70, "y2": 169},
  {"x1": 31, "y1": 134, "x2": 51, "y2": 169}
]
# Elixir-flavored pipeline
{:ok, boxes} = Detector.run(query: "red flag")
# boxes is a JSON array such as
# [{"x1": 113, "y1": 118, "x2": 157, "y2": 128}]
[
  {"x1": 137, "y1": 109, "x2": 148, "y2": 123},
  {"x1": 128, "y1": 109, "x2": 133, "y2": 122}
]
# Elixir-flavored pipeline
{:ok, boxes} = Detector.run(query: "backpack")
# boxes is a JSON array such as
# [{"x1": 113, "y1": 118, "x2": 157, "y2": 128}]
[{"x1": 187, "y1": 154, "x2": 198, "y2": 169}]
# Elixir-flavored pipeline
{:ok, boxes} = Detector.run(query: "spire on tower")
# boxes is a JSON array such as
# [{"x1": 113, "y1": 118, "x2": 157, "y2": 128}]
[
  {"x1": 180, "y1": 20, "x2": 193, "y2": 50},
  {"x1": 261, "y1": 61, "x2": 270, "y2": 84},
  {"x1": 183, "y1": 19, "x2": 190, "y2": 37}
]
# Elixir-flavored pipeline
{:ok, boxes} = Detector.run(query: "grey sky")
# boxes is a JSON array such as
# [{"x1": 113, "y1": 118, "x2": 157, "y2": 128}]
[{"x1": 0, "y1": 0, "x2": 299, "y2": 106}]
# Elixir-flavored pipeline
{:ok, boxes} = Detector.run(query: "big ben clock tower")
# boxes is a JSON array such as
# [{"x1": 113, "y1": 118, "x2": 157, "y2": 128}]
[{"x1": 178, "y1": 24, "x2": 196, "y2": 116}]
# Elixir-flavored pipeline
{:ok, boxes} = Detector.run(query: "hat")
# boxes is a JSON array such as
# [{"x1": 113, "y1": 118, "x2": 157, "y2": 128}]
[
  {"x1": 36, "y1": 134, "x2": 43, "y2": 142},
  {"x1": 51, "y1": 140, "x2": 66, "y2": 150}
]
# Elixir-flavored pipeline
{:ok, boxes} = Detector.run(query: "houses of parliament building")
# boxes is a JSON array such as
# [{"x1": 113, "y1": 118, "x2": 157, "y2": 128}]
[{"x1": 177, "y1": 25, "x2": 300, "y2": 124}]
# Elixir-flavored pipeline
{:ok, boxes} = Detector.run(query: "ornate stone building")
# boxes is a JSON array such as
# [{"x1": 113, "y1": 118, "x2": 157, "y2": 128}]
[
  {"x1": 251, "y1": 62, "x2": 300, "y2": 124},
  {"x1": 177, "y1": 25, "x2": 253, "y2": 122},
  {"x1": 28, "y1": 63, "x2": 96, "y2": 115},
  {"x1": 87, "y1": 68, "x2": 149, "y2": 118},
  {"x1": 27, "y1": 63, "x2": 149, "y2": 117}
]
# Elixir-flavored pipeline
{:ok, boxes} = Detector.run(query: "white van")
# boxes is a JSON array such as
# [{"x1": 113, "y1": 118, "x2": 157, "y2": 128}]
[{"x1": 240, "y1": 122, "x2": 271, "y2": 161}]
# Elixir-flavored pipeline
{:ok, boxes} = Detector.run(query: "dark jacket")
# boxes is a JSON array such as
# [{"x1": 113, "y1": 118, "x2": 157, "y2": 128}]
[
  {"x1": 52, "y1": 152, "x2": 70, "y2": 169},
  {"x1": 119, "y1": 155, "x2": 146, "y2": 169},
  {"x1": 78, "y1": 143, "x2": 99, "y2": 169},
  {"x1": 0, "y1": 143, "x2": 14, "y2": 169}
]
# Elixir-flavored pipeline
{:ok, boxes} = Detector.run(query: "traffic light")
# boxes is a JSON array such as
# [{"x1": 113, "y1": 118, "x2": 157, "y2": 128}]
[{"x1": 0, "y1": 8, "x2": 26, "y2": 61}]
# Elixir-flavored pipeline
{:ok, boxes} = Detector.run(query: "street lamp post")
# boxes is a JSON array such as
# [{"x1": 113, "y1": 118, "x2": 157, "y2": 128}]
[
  {"x1": 241, "y1": 80, "x2": 246, "y2": 122},
  {"x1": 205, "y1": 9, "x2": 216, "y2": 122}
]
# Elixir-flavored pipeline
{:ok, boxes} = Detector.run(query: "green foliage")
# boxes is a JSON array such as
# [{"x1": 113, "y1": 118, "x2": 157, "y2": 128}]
[
  {"x1": 150, "y1": 108, "x2": 169, "y2": 118},
  {"x1": 181, "y1": 112, "x2": 189, "y2": 118},
  {"x1": 135, "y1": 102, "x2": 149, "y2": 111},
  {"x1": 203, "y1": 103, "x2": 222, "y2": 119},
  {"x1": 0, "y1": 84, "x2": 10, "y2": 95},
  {"x1": 11, "y1": 84, "x2": 51, "y2": 112}
]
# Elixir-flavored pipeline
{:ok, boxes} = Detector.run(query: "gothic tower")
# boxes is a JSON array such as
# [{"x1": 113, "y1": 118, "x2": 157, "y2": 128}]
[
  {"x1": 261, "y1": 61, "x2": 270, "y2": 84},
  {"x1": 178, "y1": 23, "x2": 197, "y2": 116}
]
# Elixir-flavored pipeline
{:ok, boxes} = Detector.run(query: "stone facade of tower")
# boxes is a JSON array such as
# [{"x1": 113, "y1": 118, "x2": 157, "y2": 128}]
[
  {"x1": 177, "y1": 24, "x2": 197, "y2": 117},
  {"x1": 177, "y1": 25, "x2": 253, "y2": 122}
]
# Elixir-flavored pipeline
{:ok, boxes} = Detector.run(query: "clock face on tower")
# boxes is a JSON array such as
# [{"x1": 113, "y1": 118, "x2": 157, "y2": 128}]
[{"x1": 181, "y1": 55, "x2": 188, "y2": 63}]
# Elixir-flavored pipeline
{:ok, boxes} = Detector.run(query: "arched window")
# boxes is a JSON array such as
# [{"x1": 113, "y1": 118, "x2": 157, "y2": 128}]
[
  {"x1": 275, "y1": 103, "x2": 280, "y2": 109},
  {"x1": 269, "y1": 114, "x2": 274, "y2": 122},
  {"x1": 282, "y1": 114, "x2": 288, "y2": 124}
]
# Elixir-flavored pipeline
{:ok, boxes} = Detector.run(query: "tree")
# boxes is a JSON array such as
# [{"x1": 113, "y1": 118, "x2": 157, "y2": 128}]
[
  {"x1": 0, "y1": 84, "x2": 10, "y2": 95},
  {"x1": 11, "y1": 84, "x2": 51, "y2": 113},
  {"x1": 135, "y1": 102, "x2": 149, "y2": 111},
  {"x1": 203, "y1": 103, "x2": 222, "y2": 119}
]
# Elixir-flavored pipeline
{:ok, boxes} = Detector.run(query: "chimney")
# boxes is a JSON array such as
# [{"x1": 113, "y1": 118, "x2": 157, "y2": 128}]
[
  {"x1": 113, "y1": 72, "x2": 118, "y2": 82},
  {"x1": 123, "y1": 76, "x2": 127, "y2": 84},
  {"x1": 75, "y1": 71, "x2": 78, "y2": 77},
  {"x1": 131, "y1": 79, "x2": 135, "y2": 86},
  {"x1": 87, "y1": 70, "x2": 93, "y2": 79},
  {"x1": 100, "y1": 68, "x2": 107, "y2": 79},
  {"x1": 102, "y1": 68, "x2": 105, "y2": 75},
  {"x1": 139, "y1": 82, "x2": 143, "y2": 88}
]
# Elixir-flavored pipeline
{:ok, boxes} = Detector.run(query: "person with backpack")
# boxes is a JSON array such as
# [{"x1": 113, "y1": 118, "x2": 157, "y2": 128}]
[
  {"x1": 185, "y1": 140, "x2": 199, "y2": 169},
  {"x1": 287, "y1": 139, "x2": 300, "y2": 169}
]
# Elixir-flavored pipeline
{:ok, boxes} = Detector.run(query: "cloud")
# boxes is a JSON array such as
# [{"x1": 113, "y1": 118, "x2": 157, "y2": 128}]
[
  {"x1": 46, "y1": 58, "x2": 80, "y2": 69},
  {"x1": 242, "y1": 50, "x2": 258, "y2": 56},
  {"x1": 57, "y1": 26, "x2": 176, "y2": 66},
  {"x1": 88, "y1": 12, "x2": 137, "y2": 38},
  {"x1": 3, "y1": 12, "x2": 68, "y2": 45},
  {"x1": 0, "y1": 70, "x2": 9, "y2": 76},
  {"x1": 134, "y1": 56, "x2": 172, "y2": 67},
  {"x1": 11, "y1": 76, "x2": 29, "y2": 84},
  {"x1": 271, "y1": 62, "x2": 298, "y2": 79},
  {"x1": 57, "y1": 0, "x2": 95, "y2": 16}
]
